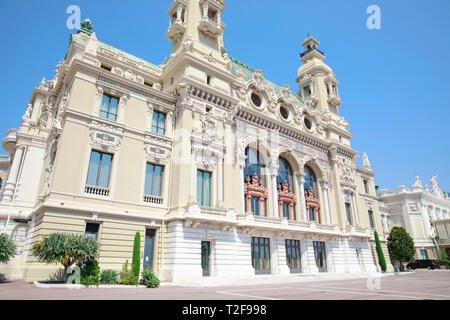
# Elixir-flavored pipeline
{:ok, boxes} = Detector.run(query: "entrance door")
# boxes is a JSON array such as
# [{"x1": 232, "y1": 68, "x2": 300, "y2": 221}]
[
  {"x1": 143, "y1": 229, "x2": 156, "y2": 270},
  {"x1": 201, "y1": 241, "x2": 211, "y2": 277}
]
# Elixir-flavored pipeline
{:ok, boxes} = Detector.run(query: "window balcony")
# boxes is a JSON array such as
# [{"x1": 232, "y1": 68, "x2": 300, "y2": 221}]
[
  {"x1": 327, "y1": 93, "x2": 342, "y2": 106},
  {"x1": 85, "y1": 185, "x2": 110, "y2": 197},
  {"x1": 2, "y1": 129, "x2": 17, "y2": 154},
  {"x1": 165, "y1": 21, "x2": 186, "y2": 42},
  {"x1": 198, "y1": 18, "x2": 225, "y2": 39},
  {"x1": 143, "y1": 194, "x2": 163, "y2": 205}
]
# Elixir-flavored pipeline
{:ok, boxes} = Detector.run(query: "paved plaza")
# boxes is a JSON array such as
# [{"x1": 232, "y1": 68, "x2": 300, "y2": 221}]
[{"x1": 0, "y1": 269, "x2": 449, "y2": 300}]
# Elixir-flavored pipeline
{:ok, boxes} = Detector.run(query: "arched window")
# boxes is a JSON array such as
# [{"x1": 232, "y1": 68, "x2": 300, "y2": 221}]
[
  {"x1": 304, "y1": 165, "x2": 317, "y2": 194},
  {"x1": 277, "y1": 157, "x2": 293, "y2": 189},
  {"x1": 244, "y1": 146, "x2": 268, "y2": 216},
  {"x1": 277, "y1": 157, "x2": 296, "y2": 220},
  {"x1": 304, "y1": 165, "x2": 321, "y2": 223},
  {"x1": 244, "y1": 147, "x2": 265, "y2": 184}
]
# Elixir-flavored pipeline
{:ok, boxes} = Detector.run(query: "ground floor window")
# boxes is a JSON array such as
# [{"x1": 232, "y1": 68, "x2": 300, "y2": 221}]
[
  {"x1": 285, "y1": 239, "x2": 301, "y2": 273},
  {"x1": 420, "y1": 249, "x2": 428, "y2": 260},
  {"x1": 84, "y1": 222, "x2": 99, "y2": 240},
  {"x1": 251, "y1": 237, "x2": 271, "y2": 274},
  {"x1": 201, "y1": 241, "x2": 211, "y2": 277},
  {"x1": 313, "y1": 241, "x2": 327, "y2": 272}
]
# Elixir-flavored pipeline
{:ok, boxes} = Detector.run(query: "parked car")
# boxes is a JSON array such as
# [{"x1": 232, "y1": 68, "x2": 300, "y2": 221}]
[{"x1": 406, "y1": 259, "x2": 436, "y2": 270}]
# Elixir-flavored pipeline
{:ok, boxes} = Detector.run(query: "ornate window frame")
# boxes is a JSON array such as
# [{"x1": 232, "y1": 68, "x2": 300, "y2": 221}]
[{"x1": 94, "y1": 83, "x2": 130, "y2": 124}]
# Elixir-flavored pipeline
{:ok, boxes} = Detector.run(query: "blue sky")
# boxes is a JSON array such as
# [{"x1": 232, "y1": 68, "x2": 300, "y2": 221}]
[{"x1": 0, "y1": 0, "x2": 449, "y2": 191}]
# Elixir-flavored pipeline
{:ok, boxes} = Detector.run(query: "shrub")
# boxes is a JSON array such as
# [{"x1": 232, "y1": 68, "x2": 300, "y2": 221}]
[
  {"x1": 0, "y1": 233, "x2": 16, "y2": 263},
  {"x1": 100, "y1": 269, "x2": 119, "y2": 285},
  {"x1": 374, "y1": 231, "x2": 387, "y2": 272},
  {"x1": 31, "y1": 233, "x2": 98, "y2": 282},
  {"x1": 140, "y1": 269, "x2": 160, "y2": 288},
  {"x1": 119, "y1": 260, "x2": 138, "y2": 286},
  {"x1": 78, "y1": 259, "x2": 100, "y2": 285},
  {"x1": 132, "y1": 232, "x2": 141, "y2": 277},
  {"x1": 436, "y1": 258, "x2": 450, "y2": 267}
]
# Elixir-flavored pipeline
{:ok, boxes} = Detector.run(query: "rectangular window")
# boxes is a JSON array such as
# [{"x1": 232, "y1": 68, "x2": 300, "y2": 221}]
[
  {"x1": 197, "y1": 170, "x2": 211, "y2": 207},
  {"x1": 309, "y1": 207, "x2": 315, "y2": 222},
  {"x1": 251, "y1": 237, "x2": 271, "y2": 275},
  {"x1": 368, "y1": 210, "x2": 375, "y2": 229},
  {"x1": 100, "y1": 94, "x2": 119, "y2": 121},
  {"x1": 282, "y1": 203, "x2": 289, "y2": 218},
  {"x1": 313, "y1": 241, "x2": 327, "y2": 272},
  {"x1": 251, "y1": 196, "x2": 259, "y2": 215},
  {"x1": 85, "y1": 223, "x2": 99, "y2": 240},
  {"x1": 86, "y1": 151, "x2": 113, "y2": 188},
  {"x1": 364, "y1": 179, "x2": 369, "y2": 194},
  {"x1": 345, "y1": 203, "x2": 353, "y2": 225},
  {"x1": 144, "y1": 163, "x2": 163, "y2": 196},
  {"x1": 201, "y1": 241, "x2": 211, "y2": 277},
  {"x1": 420, "y1": 249, "x2": 428, "y2": 260},
  {"x1": 285, "y1": 240, "x2": 301, "y2": 273},
  {"x1": 151, "y1": 111, "x2": 166, "y2": 135},
  {"x1": 101, "y1": 64, "x2": 112, "y2": 72}
]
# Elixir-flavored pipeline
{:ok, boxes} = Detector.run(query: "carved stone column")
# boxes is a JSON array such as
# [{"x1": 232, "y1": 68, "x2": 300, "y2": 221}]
[
  {"x1": 146, "y1": 101, "x2": 154, "y2": 132},
  {"x1": 422, "y1": 205, "x2": 432, "y2": 236},
  {"x1": 320, "y1": 180, "x2": 331, "y2": 225},
  {"x1": 176, "y1": 5, "x2": 183, "y2": 22},
  {"x1": 296, "y1": 173, "x2": 307, "y2": 222},
  {"x1": 217, "y1": 158, "x2": 223, "y2": 207},
  {"x1": 2, "y1": 145, "x2": 25, "y2": 202},
  {"x1": 166, "y1": 111, "x2": 174, "y2": 136},
  {"x1": 239, "y1": 164, "x2": 246, "y2": 213},
  {"x1": 271, "y1": 172, "x2": 279, "y2": 218},
  {"x1": 118, "y1": 95, "x2": 128, "y2": 123},
  {"x1": 189, "y1": 151, "x2": 197, "y2": 203},
  {"x1": 351, "y1": 192, "x2": 360, "y2": 226}
]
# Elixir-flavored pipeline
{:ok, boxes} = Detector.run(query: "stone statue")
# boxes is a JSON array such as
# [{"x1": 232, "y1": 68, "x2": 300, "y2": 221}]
[
  {"x1": 22, "y1": 104, "x2": 33, "y2": 125},
  {"x1": 413, "y1": 175, "x2": 423, "y2": 189}
]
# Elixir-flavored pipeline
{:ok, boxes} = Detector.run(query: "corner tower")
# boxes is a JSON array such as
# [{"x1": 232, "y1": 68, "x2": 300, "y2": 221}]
[
  {"x1": 165, "y1": 0, "x2": 226, "y2": 54},
  {"x1": 296, "y1": 35, "x2": 342, "y2": 119}
]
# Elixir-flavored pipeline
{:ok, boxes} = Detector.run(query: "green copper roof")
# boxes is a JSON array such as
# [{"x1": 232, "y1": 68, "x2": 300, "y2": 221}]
[
  {"x1": 99, "y1": 42, "x2": 160, "y2": 72},
  {"x1": 229, "y1": 56, "x2": 304, "y2": 107}
]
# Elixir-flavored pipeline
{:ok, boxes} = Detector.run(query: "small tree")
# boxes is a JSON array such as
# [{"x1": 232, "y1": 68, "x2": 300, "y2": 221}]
[
  {"x1": 131, "y1": 232, "x2": 141, "y2": 277},
  {"x1": 387, "y1": 227, "x2": 415, "y2": 268},
  {"x1": 0, "y1": 233, "x2": 16, "y2": 264},
  {"x1": 374, "y1": 231, "x2": 387, "y2": 272},
  {"x1": 31, "y1": 233, "x2": 98, "y2": 282}
]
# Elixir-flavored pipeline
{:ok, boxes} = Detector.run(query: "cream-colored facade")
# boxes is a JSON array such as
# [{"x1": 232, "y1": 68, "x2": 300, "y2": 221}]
[
  {"x1": 0, "y1": 0, "x2": 393, "y2": 281},
  {"x1": 380, "y1": 176, "x2": 450, "y2": 260}
]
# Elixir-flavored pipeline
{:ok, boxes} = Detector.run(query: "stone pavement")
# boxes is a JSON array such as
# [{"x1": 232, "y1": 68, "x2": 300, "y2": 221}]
[
  {"x1": 160, "y1": 271, "x2": 395, "y2": 287},
  {"x1": 1, "y1": 269, "x2": 449, "y2": 300}
]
